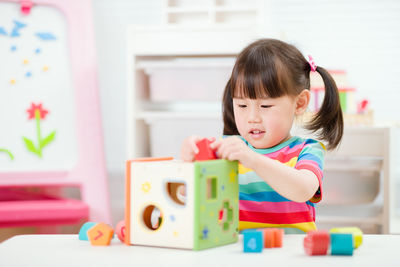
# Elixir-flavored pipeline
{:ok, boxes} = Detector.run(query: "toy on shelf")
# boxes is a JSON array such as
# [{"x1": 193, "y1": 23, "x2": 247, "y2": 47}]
[
  {"x1": 304, "y1": 227, "x2": 363, "y2": 256},
  {"x1": 242, "y1": 228, "x2": 285, "y2": 253},
  {"x1": 195, "y1": 138, "x2": 218, "y2": 161},
  {"x1": 309, "y1": 70, "x2": 373, "y2": 126},
  {"x1": 125, "y1": 157, "x2": 239, "y2": 250},
  {"x1": 79, "y1": 222, "x2": 114, "y2": 246}
]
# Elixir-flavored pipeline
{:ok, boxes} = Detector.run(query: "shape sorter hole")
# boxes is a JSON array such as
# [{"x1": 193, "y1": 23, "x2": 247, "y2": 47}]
[
  {"x1": 166, "y1": 182, "x2": 186, "y2": 205},
  {"x1": 218, "y1": 201, "x2": 233, "y2": 231},
  {"x1": 142, "y1": 205, "x2": 163, "y2": 231},
  {"x1": 206, "y1": 177, "x2": 217, "y2": 200}
]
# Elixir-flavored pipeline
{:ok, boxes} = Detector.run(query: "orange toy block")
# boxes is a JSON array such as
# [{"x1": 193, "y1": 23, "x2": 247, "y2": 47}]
[
  {"x1": 87, "y1": 223, "x2": 114, "y2": 246},
  {"x1": 273, "y1": 228, "x2": 284, "y2": 247},
  {"x1": 263, "y1": 228, "x2": 284, "y2": 248}
]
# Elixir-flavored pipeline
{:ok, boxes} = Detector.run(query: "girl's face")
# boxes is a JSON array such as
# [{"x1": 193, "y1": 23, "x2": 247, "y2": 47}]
[{"x1": 232, "y1": 95, "x2": 299, "y2": 149}]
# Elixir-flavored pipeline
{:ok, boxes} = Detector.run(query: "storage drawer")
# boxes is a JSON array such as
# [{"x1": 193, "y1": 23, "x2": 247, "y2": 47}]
[{"x1": 147, "y1": 67, "x2": 232, "y2": 102}]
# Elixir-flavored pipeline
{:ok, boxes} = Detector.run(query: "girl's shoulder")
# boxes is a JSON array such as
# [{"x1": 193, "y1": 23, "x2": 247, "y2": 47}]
[{"x1": 293, "y1": 137, "x2": 327, "y2": 157}]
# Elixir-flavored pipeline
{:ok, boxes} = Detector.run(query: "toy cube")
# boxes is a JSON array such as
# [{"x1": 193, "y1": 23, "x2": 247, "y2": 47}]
[
  {"x1": 330, "y1": 233, "x2": 354, "y2": 256},
  {"x1": 125, "y1": 157, "x2": 239, "y2": 250},
  {"x1": 87, "y1": 223, "x2": 114, "y2": 246},
  {"x1": 242, "y1": 229, "x2": 263, "y2": 253},
  {"x1": 304, "y1": 230, "x2": 330, "y2": 256},
  {"x1": 330, "y1": 227, "x2": 363, "y2": 249},
  {"x1": 263, "y1": 228, "x2": 284, "y2": 248}
]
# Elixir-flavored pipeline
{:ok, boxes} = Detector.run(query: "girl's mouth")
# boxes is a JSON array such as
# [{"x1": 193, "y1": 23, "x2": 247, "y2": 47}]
[{"x1": 249, "y1": 130, "x2": 266, "y2": 139}]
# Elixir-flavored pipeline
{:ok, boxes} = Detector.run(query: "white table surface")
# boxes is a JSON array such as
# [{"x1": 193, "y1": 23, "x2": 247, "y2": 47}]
[{"x1": 0, "y1": 234, "x2": 399, "y2": 267}]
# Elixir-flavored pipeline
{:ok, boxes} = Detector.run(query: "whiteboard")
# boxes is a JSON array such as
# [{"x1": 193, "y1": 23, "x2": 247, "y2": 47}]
[{"x1": 0, "y1": 2, "x2": 78, "y2": 172}]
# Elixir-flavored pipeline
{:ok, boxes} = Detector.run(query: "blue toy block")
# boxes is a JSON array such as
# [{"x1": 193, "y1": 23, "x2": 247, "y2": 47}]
[
  {"x1": 330, "y1": 233, "x2": 354, "y2": 256},
  {"x1": 243, "y1": 229, "x2": 263, "y2": 253},
  {"x1": 78, "y1": 222, "x2": 96, "y2": 241}
]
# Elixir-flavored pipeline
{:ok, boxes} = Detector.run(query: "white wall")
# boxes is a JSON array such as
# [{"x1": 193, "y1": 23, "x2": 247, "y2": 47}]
[
  {"x1": 93, "y1": 0, "x2": 400, "y2": 174},
  {"x1": 93, "y1": 0, "x2": 164, "y2": 173}
]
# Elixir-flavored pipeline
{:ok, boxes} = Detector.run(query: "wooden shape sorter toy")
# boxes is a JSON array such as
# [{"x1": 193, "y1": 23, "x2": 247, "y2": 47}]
[{"x1": 125, "y1": 157, "x2": 239, "y2": 250}]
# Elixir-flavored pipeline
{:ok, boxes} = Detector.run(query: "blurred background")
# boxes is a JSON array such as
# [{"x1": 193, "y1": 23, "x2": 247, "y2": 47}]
[{"x1": 1, "y1": 0, "x2": 400, "y2": 241}]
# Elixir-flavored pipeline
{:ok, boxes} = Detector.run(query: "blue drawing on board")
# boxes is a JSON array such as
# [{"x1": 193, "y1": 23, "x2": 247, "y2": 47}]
[
  {"x1": 10, "y1": 45, "x2": 17, "y2": 52},
  {"x1": 0, "y1": 27, "x2": 7, "y2": 36},
  {"x1": 25, "y1": 71, "x2": 32, "y2": 78},
  {"x1": 10, "y1": 20, "x2": 27, "y2": 37},
  {"x1": 35, "y1": 32, "x2": 56, "y2": 41},
  {"x1": 35, "y1": 48, "x2": 41, "y2": 54}
]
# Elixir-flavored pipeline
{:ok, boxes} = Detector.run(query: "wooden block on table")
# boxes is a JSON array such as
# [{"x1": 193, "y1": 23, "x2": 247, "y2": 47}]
[
  {"x1": 243, "y1": 229, "x2": 263, "y2": 253},
  {"x1": 87, "y1": 223, "x2": 114, "y2": 246},
  {"x1": 78, "y1": 222, "x2": 96, "y2": 241}
]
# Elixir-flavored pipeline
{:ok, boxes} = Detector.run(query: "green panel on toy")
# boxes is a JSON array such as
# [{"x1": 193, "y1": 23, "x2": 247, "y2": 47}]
[{"x1": 193, "y1": 159, "x2": 239, "y2": 250}]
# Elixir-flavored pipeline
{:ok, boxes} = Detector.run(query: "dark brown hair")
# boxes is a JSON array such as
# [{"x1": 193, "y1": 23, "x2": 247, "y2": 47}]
[{"x1": 222, "y1": 39, "x2": 343, "y2": 150}]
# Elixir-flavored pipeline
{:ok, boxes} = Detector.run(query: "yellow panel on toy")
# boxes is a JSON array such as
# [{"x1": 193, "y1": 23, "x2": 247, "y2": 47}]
[{"x1": 125, "y1": 157, "x2": 239, "y2": 250}]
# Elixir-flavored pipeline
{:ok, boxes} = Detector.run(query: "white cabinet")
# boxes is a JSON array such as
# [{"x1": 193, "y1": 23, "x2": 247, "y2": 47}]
[
  {"x1": 126, "y1": 25, "x2": 400, "y2": 234},
  {"x1": 293, "y1": 126, "x2": 400, "y2": 234},
  {"x1": 126, "y1": 25, "x2": 261, "y2": 158}
]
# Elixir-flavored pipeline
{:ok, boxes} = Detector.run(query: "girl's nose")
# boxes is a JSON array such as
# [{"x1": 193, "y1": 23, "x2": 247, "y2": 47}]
[{"x1": 248, "y1": 108, "x2": 262, "y2": 123}]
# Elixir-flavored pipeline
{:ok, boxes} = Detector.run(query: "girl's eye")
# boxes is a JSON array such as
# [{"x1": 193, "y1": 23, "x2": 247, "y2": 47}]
[
  {"x1": 238, "y1": 104, "x2": 247, "y2": 108},
  {"x1": 261, "y1": 105, "x2": 273, "y2": 108}
]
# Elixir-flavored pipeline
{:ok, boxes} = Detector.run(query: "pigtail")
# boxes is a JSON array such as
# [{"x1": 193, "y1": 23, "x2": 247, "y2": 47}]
[
  {"x1": 222, "y1": 78, "x2": 239, "y2": 135},
  {"x1": 306, "y1": 66, "x2": 343, "y2": 150}
]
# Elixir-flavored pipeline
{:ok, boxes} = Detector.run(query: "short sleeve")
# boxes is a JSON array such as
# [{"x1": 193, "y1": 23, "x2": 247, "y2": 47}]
[{"x1": 295, "y1": 140, "x2": 326, "y2": 203}]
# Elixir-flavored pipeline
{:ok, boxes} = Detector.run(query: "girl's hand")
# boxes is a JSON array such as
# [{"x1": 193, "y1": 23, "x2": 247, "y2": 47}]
[
  {"x1": 210, "y1": 136, "x2": 254, "y2": 168},
  {"x1": 180, "y1": 135, "x2": 216, "y2": 162}
]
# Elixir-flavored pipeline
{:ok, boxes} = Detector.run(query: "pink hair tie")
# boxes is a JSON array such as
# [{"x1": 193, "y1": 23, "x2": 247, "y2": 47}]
[{"x1": 308, "y1": 55, "x2": 317, "y2": 72}]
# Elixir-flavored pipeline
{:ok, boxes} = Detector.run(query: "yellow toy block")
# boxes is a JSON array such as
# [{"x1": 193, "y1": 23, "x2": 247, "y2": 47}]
[
  {"x1": 87, "y1": 223, "x2": 114, "y2": 246},
  {"x1": 330, "y1": 227, "x2": 363, "y2": 249}
]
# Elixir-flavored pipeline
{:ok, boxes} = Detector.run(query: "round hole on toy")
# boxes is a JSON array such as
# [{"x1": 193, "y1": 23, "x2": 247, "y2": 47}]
[
  {"x1": 142, "y1": 205, "x2": 163, "y2": 231},
  {"x1": 166, "y1": 182, "x2": 186, "y2": 206}
]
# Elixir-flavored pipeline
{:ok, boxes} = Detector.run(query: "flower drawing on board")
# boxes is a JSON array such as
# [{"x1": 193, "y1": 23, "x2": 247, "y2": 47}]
[
  {"x1": 0, "y1": 148, "x2": 14, "y2": 161},
  {"x1": 23, "y1": 103, "x2": 56, "y2": 158}
]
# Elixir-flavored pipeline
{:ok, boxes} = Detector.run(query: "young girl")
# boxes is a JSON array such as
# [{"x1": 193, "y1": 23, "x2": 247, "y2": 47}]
[{"x1": 181, "y1": 38, "x2": 343, "y2": 233}]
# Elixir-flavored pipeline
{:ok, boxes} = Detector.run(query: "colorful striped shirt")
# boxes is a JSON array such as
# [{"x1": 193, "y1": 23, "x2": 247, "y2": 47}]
[{"x1": 238, "y1": 136, "x2": 325, "y2": 233}]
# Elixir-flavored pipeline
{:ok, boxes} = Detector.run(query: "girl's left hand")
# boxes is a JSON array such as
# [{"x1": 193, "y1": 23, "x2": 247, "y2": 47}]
[{"x1": 210, "y1": 136, "x2": 254, "y2": 168}]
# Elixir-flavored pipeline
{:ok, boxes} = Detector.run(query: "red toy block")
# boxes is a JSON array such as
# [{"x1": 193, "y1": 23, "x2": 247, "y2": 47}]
[
  {"x1": 304, "y1": 230, "x2": 330, "y2": 256},
  {"x1": 195, "y1": 138, "x2": 217, "y2": 161},
  {"x1": 115, "y1": 220, "x2": 126, "y2": 242}
]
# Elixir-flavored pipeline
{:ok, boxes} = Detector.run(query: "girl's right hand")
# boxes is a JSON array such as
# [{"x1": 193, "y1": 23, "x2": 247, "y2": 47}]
[{"x1": 180, "y1": 135, "x2": 203, "y2": 162}]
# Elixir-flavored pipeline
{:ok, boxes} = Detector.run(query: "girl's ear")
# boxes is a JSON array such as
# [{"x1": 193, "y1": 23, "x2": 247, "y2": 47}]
[{"x1": 295, "y1": 89, "x2": 310, "y2": 115}]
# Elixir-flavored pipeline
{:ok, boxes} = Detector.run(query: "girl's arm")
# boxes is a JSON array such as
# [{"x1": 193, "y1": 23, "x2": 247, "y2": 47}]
[{"x1": 210, "y1": 137, "x2": 319, "y2": 203}]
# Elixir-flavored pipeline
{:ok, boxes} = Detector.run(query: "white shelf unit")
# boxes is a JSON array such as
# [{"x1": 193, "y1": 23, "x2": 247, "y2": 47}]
[
  {"x1": 162, "y1": 0, "x2": 263, "y2": 25},
  {"x1": 127, "y1": 25, "x2": 262, "y2": 158},
  {"x1": 294, "y1": 126, "x2": 400, "y2": 234},
  {"x1": 126, "y1": 25, "x2": 400, "y2": 234}
]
